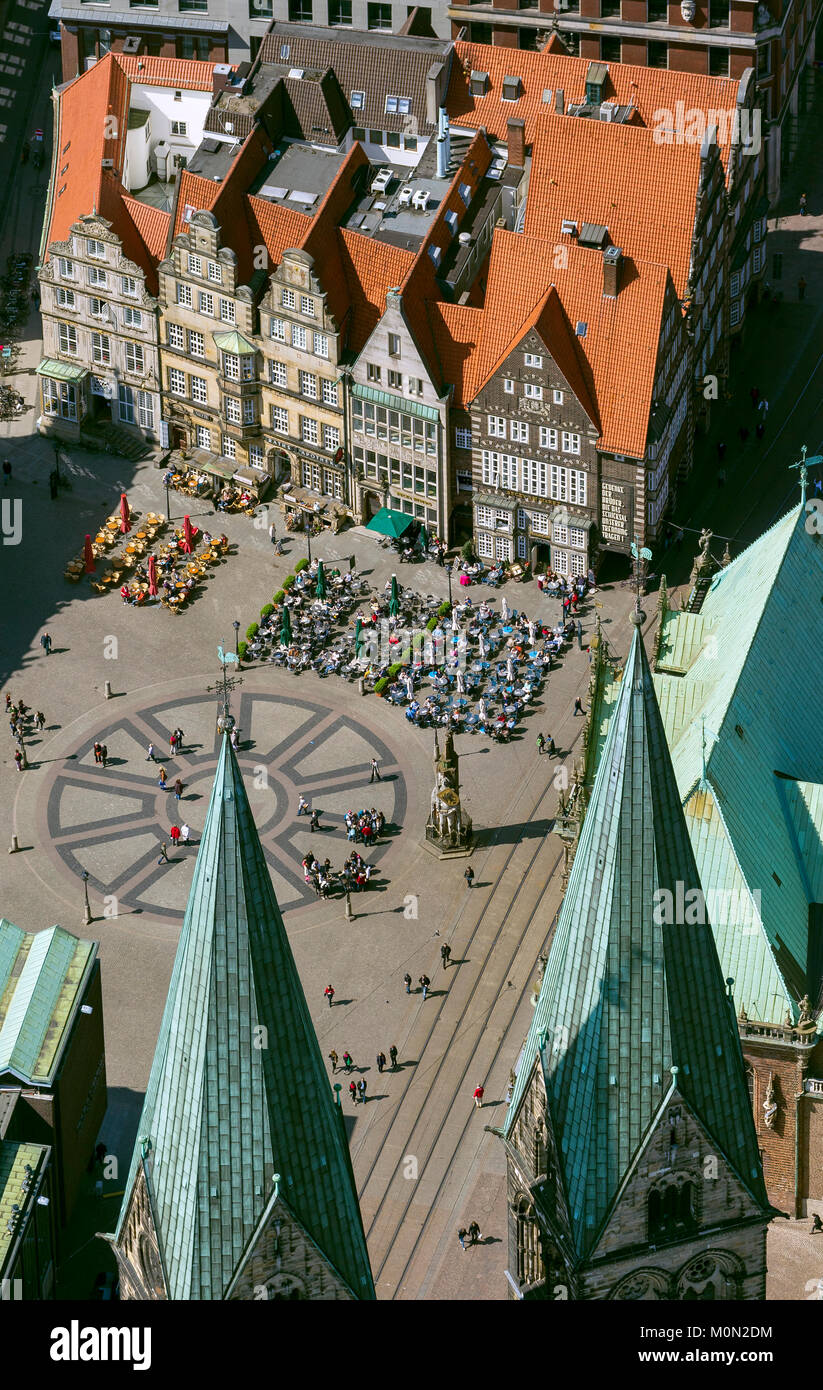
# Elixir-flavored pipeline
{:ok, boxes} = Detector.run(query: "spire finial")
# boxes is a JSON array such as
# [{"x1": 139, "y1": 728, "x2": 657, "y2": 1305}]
[
  {"x1": 789, "y1": 444, "x2": 823, "y2": 506},
  {"x1": 207, "y1": 643, "x2": 243, "y2": 732}
]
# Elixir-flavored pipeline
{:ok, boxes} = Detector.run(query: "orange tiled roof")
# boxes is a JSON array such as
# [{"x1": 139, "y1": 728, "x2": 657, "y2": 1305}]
[
  {"x1": 246, "y1": 197, "x2": 311, "y2": 267},
  {"x1": 446, "y1": 41, "x2": 740, "y2": 146},
  {"x1": 427, "y1": 300, "x2": 484, "y2": 408},
  {"x1": 339, "y1": 230, "x2": 415, "y2": 355},
  {"x1": 172, "y1": 170, "x2": 222, "y2": 239},
  {"x1": 524, "y1": 118, "x2": 701, "y2": 298},
  {"x1": 115, "y1": 55, "x2": 217, "y2": 92},
  {"x1": 121, "y1": 197, "x2": 171, "y2": 261}
]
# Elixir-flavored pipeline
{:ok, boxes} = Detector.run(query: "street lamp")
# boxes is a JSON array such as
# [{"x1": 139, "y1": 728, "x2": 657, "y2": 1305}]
[
  {"x1": 304, "y1": 512, "x2": 312, "y2": 565},
  {"x1": 53, "y1": 439, "x2": 61, "y2": 485},
  {"x1": 164, "y1": 472, "x2": 172, "y2": 524},
  {"x1": 233, "y1": 619, "x2": 240, "y2": 654},
  {"x1": 81, "y1": 870, "x2": 92, "y2": 926},
  {"x1": 446, "y1": 560, "x2": 453, "y2": 612}
]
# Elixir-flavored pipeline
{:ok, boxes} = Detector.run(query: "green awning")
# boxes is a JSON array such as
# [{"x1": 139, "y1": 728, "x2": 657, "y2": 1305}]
[
  {"x1": 203, "y1": 457, "x2": 237, "y2": 480},
  {"x1": 365, "y1": 508, "x2": 414, "y2": 539},
  {"x1": 352, "y1": 382, "x2": 439, "y2": 423},
  {"x1": 213, "y1": 330, "x2": 257, "y2": 356},
  {"x1": 36, "y1": 358, "x2": 87, "y2": 382}
]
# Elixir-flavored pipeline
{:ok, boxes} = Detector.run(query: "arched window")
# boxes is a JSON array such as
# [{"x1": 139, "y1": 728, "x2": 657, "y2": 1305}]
[
  {"x1": 677, "y1": 1251, "x2": 743, "y2": 1300},
  {"x1": 649, "y1": 1180, "x2": 697, "y2": 1242},
  {"x1": 514, "y1": 1196, "x2": 545, "y2": 1288}
]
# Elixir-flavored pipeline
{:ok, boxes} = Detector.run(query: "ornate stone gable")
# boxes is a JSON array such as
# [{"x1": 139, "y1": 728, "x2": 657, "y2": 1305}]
[
  {"x1": 109, "y1": 1157, "x2": 168, "y2": 1302},
  {"x1": 227, "y1": 1195, "x2": 354, "y2": 1302}
]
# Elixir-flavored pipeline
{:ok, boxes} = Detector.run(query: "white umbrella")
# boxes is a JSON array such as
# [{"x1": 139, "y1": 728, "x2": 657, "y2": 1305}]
[
  {"x1": 478, "y1": 698, "x2": 487, "y2": 723},
  {"x1": 456, "y1": 667, "x2": 465, "y2": 694},
  {"x1": 478, "y1": 634, "x2": 487, "y2": 659},
  {"x1": 506, "y1": 656, "x2": 515, "y2": 684},
  {"x1": 528, "y1": 620, "x2": 537, "y2": 645},
  {"x1": 404, "y1": 673, "x2": 414, "y2": 700},
  {"x1": 451, "y1": 609, "x2": 460, "y2": 631},
  {"x1": 501, "y1": 596, "x2": 510, "y2": 621}
]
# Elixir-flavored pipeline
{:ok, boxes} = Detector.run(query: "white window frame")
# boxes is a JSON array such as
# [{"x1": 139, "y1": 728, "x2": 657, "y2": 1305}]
[
  {"x1": 177, "y1": 282, "x2": 193, "y2": 307},
  {"x1": 167, "y1": 323, "x2": 184, "y2": 350}
]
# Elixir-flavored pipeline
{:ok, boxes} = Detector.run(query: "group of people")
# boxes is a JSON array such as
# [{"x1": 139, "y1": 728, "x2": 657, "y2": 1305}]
[
  {"x1": 7, "y1": 694, "x2": 46, "y2": 771},
  {"x1": 344, "y1": 806, "x2": 385, "y2": 845},
  {"x1": 301, "y1": 849, "x2": 375, "y2": 897}
]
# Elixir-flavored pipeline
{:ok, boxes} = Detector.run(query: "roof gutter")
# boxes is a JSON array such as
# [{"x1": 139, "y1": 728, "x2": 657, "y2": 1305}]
[{"x1": 38, "y1": 87, "x2": 62, "y2": 268}]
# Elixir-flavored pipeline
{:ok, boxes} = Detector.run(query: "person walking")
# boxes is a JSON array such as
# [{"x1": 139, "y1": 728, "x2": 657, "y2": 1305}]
[
  {"x1": 93, "y1": 742, "x2": 102, "y2": 764},
  {"x1": 14, "y1": 749, "x2": 23, "y2": 772},
  {"x1": 157, "y1": 841, "x2": 170, "y2": 864},
  {"x1": 473, "y1": 1083, "x2": 485, "y2": 1109},
  {"x1": 180, "y1": 823, "x2": 191, "y2": 846},
  {"x1": 158, "y1": 767, "x2": 168, "y2": 789},
  {"x1": 464, "y1": 866, "x2": 475, "y2": 889},
  {"x1": 800, "y1": 191, "x2": 808, "y2": 216},
  {"x1": 146, "y1": 743, "x2": 155, "y2": 762},
  {"x1": 457, "y1": 1228, "x2": 468, "y2": 1252},
  {"x1": 349, "y1": 1080, "x2": 357, "y2": 1103},
  {"x1": 2, "y1": 459, "x2": 11, "y2": 486},
  {"x1": 269, "y1": 520, "x2": 277, "y2": 546},
  {"x1": 35, "y1": 711, "x2": 45, "y2": 732},
  {"x1": 324, "y1": 985, "x2": 335, "y2": 1008},
  {"x1": 369, "y1": 756, "x2": 381, "y2": 783},
  {"x1": 376, "y1": 1051, "x2": 386, "y2": 1073},
  {"x1": 716, "y1": 440, "x2": 727, "y2": 461},
  {"x1": 547, "y1": 735, "x2": 556, "y2": 757},
  {"x1": 328, "y1": 1050, "x2": 339, "y2": 1074},
  {"x1": 101, "y1": 744, "x2": 108, "y2": 768},
  {"x1": 389, "y1": 1044, "x2": 398, "y2": 1070},
  {"x1": 536, "y1": 732, "x2": 545, "y2": 755},
  {"x1": 174, "y1": 728, "x2": 184, "y2": 753},
  {"x1": 342, "y1": 1051, "x2": 353, "y2": 1072},
  {"x1": 573, "y1": 697, "x2": 584, "y2": 716},
  {"x1": 419, "y1": 974, "x2": 430, "y2": 1000},
  {"x1": 357, "y1": 1078, "x2": 367, "y2": 1105},
  {"x1": 440, "y1": 942, "x2": 452, "y2": 969},
  {"x1": 576, "y1": 620, "x2": 583, "y2": 649},
  {"x1": 810, "y1": 1213, "x2": 823, "y2": 1234},
  {"x1": 169, "y1": 731, "x2": 178, "y2": 755},
  {"x1": 40, "y1": 632, "x2": 52, "y2": 656},
  {"x1": 310, "y1": 809, "x2": 320, "y2": 832},
  {"x1": 799, "y1": 276, "x2": 808, "y2": 301},
  {"x1": 403, "y1": 972, "x2": 412, "y2": 995},
  {"x1": 297, "y1": 794, "x2": 309, "y2": 816},
  {"x1": 170, "y1": 825, "x2": 181, "y2": 848},
  {"x1": 468, "y1": 1221, "x2": 482, "y2": 1245}
]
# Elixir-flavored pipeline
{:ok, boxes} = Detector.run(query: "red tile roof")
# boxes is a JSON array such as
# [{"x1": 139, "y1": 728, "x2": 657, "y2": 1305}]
[
  {"x1": 121, "y1": 197, "x2": 171, "y2": 261},
  {"x1": 339, "y1": 230, "x2": 415, "y2": 355},
  {"x1": 446, "y1": 41, "x2": 740, "y2": 146},
  {"x1": 524, "y1": 118, "x2": 701, "y2": 297},
  {"x1": 246, "y1": 197, "x2": 312, "y2": 267},
  {"x1": 115, "y1": 55, "x2": 217, "y2": 92}
]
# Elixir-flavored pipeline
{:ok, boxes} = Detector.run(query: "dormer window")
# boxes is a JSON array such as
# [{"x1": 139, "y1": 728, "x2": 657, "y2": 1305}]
[
  {"x1": 470, "y1": 70, "x2": 489, "y2": 96},
  {"x1": 385, "y1": 95, "x2": 411, "y2": 115},
  {"x1": 502, "y1": 75, "x2": 522, "y2": 103},
  {"x1": 351, "y1": 91, "x2": 365, "y2": 110}
]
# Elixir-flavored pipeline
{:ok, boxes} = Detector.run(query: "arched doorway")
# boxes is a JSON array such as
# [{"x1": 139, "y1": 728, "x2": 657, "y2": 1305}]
[{"x1": 363, "y1": 490, "x2": 382, "y2": 520}]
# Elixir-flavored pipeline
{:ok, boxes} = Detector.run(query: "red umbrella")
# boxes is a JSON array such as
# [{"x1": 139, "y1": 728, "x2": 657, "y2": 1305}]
[
  {"x1": 147, "y1": 554, "x2": 158, "y2": 596},
  {"x1": 84, "y1": 535, "x2": 95, "y2": 574},
  {"x1": 119, "y1": 494, "x2": 131, "y2": 534},
  {"x1": 181, "y1": 515, "x2": 197, "y2": 554}
]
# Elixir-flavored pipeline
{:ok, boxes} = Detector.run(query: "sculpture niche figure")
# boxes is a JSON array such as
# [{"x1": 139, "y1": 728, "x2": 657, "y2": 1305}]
[{"x1": 426, "y1": 729, "x2": 472, "y2": 853}]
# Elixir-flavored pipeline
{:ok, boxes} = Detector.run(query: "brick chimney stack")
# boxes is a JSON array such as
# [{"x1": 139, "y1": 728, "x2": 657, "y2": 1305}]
[
  {"x1": 603, "y1": 245, "x2": 623, "y2": 298},
  {"x1": 507, "y1": 117, "x2": 526, "y2": 170}
]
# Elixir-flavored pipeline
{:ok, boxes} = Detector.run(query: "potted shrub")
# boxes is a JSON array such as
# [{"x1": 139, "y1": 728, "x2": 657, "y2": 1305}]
[
  {"x1": 260, "y1": 603, "x2": 274, "y2": 620},
  {"x1": 246, "y1": 622, "x2": 259, "y2": 640},
  {"x1": 294, "y1": 557, "x2": 309, "y2": 573},
  {"x1": 237, "y1": 641, "x2": 248, "y2": 662},
  {"x1": 374, "y1": 677, "x2": 389, "y2": 696},
  {"x1": 282, "y1": 574, "x2": 295, "y2": 590},
  {"x1": 387, "y1": 661, "x2": 403, "y2": 679},
  {"x1": 273, "y1": 589, "x2": 285, "y2": 606},
  {"x1": 438, "y1": 601, "x2": 451, "y2": 618},
  {"x1": 426, "y1": 615, "x2": 438, "y2": 633},
  {"x1": 461, "y1": 539, "x2": 475, "y2": 562}
]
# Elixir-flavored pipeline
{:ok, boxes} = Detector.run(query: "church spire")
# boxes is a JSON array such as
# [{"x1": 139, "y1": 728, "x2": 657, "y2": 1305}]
[
  {"x1": 505, "y1": 621, "x2": 768, "y2": 1260},
  {"x1": 108, "y1": 728, "x2": 375, "y2": 1301}
]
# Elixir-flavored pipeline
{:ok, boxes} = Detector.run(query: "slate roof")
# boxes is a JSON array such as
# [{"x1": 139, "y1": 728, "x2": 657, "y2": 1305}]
[
  {"x1": 505, "y1": 624, "x2": 768, "y2": 1257},
  {"x1": 0, "y1": 921, "x2": 97, "y2": 1087},
  {"x1": 114, "y1": 732, "x2": 374, "y2": 1301},
  {"x1": 653, "y1": 503, "x2": 823, "y2": 1024}
]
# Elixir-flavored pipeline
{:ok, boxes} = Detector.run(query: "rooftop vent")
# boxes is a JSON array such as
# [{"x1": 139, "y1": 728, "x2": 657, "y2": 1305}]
[
  {"x1": 561, "y1": 218, "x2": 578, "y2": 236},
  {"x1": 470, "y1": 70, "x2": 489, "y2": 96},
  {"x1": 502, "y1": 75, "x2": 522, "y2": 103},
  {"x1": 576, "y1": 321, "x2": 588, "y2": 338},
  {"x1": 122, "y1": 35, "x2": 141, "y2": 55},
  {"x1": 280, "y1": 43, "x2": 290, "y2": 60},
  {"x1": 600, "y1": 102, "x2": 618, "y2": 122},
  {"x1": 288, "y1": 68, "x2": 305, "y2": 80},
  {"x1": 555, "y1": 88, "x2": 565, "y2": 115},
  {"x1": 579, "y1": 222, "x2": 609, "y2": 248},
  {"x1": 202, "y1": 138, "x2": 221, "y2": 154},
  {"x1": 542, "y1": 88, "x2": 553, "y2": 104}
]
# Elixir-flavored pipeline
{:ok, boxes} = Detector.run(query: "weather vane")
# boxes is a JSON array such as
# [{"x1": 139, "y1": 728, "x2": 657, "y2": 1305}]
[
  {"x1": 630, "y1": 535, "x2": 652, "y2": 616},
  {"x1": 789, "y1": 445, "x2": 823, "y2": 505},
  {"x1": 207, "y1": 642, "x2": 243, "y2": 731}
]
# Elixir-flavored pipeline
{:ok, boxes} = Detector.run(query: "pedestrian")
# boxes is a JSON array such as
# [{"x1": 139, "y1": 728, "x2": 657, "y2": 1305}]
[
  {"x1": 173, "y1": 778, "x2": 183, "y2": 801},
  {"x1": 180, "y1": 823, "x2": 191, "y2": 845},
  {"x1": 739, "y1": 425, "x2": 749, "y2": 443},
  {"x1": 576, "y1": 620, "x2": 582, "y2": 649},
  {"x1": 810, "y1": 1213, "x2": 823, "y2": 1234},
  {"x1": 468, "y1": 1221, "x2": 482, "y2": 1245},
  {"x1": 389, "y1": 1044, "x2": 398, "y2": 1069},
  {"x1": 440, "y1": 942, "x2": 452, "y2": 968},
  {"x1": 93, "y1": 742, "x2": 102, "y2": 764},
  {"x1": 419, "y1": 974, "x2": 430, "y2": 999},
  {"x1": 800, "y1": 191, "x2": 808, "y2": 216},
  {"x1": 157, "y1": 841, "x2": 169, "y2": 864},
  {"x1": 35, "y1": 711, "x2": 45, "y2": 732},
  {"x1": 349, "y1": 1081, "x2": 357, "y2": 1103},
  {"x1": 464, "y1": 866, "x2": 475, "y2": 889},
  {"x1": 324, "y1": 984, "x2": 335, "y2": 1008},
  {"x1": 170, "y1": 825, "x2": 181, "y2": 848},
  {"x1": 269, "y1": 520, "x2": 277, "y2": 545},
  {"x1": 755, "y1": 424, "x2": 765, "y2": 440},
  {"x1": 14, "y1": 749, "x2": 23, "y2": 772},
  {"x1": 717, "y1": 467, "x2": 727, "y2": 484},
  {"x1": 457, "y1": 1228, "x2": 468, "y2": 1251},
  {"x1": 146, "y1": 743, "x2": 155, "y2": 761},
  {"x1": 4, "y1": 695, "x2": 10, "y2": 712},
  {"x1": 473, "y1": 1084, "x2": 484, "y2": 1109},
  {"x1": 357, "y1": 1078, "x2": 367, "y2": 1104},
  {"x1": 342, "y1": 1051, "x2": 353, "y2": 1072},
  {"x1": 547, "y1": 735, "x2": 556, "y2": 757},
  {"x1": 310, "y1": 809, "x2": 320, "y2": 832},
  {"x1": 158, "y1": 767, "x2": 168, "y2": 789},
  {"x1": 536, "y1": 732, "x2": 545, "y2": 755},
  {"x1": 328, "y1": 1050, "x2": 339, "y2": 1073},
  {"x1": 297, "y1": 794, "x2": 309, "y2": 816},
  {"x1": 369, "y1": 756, "x2": 381, "y2": 782},
  {"x1": 799, "y1": 276, "x2": 807, "y2": 301},
  {"x1": 403, "y1": 972, "x2": 412, "y2": 994},
  {"x1": 573, "y1": 697, "x2": 584, "y2": 716},
  {"x1": 2, "y1": 459, "x2": 10, "y2": 486},
  {"x1": 758, "y1": 398, "x2": 769, "y2": 417},
  {"x1": 376, "y1": 1051, "x2": 386, "y2": 1073},
  {"x1": 169, "y1": 732, "x2": 177, "y2": 755},
  {"x1": 100, "y1": 743, "x2": 108, "y2": 767},
  {"x1": 40, "y1": 632, "x2": 52, "y2": 656},
  {"x1": 175, "y1": 728, "x2": 184, "y2": 753}
]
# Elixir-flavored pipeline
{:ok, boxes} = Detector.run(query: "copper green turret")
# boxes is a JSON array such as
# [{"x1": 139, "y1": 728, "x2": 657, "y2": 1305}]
[{"x1": 107, "y1": 725, "x2": 374, "y2": 1301}]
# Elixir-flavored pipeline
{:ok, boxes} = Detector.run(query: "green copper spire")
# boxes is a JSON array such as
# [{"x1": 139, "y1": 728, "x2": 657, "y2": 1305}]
[
  {"x1": 506, "y1": 621, "x2": 767, "y2": 1257},
  {"x1": 114, "y1": 731, "x2": 375, "y2": 1300}
]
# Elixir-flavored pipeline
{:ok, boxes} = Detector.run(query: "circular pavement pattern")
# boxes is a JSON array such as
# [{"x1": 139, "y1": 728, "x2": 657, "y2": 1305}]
[{"x1": 41, "y1": 690, "x2": 406, "y2": 921}]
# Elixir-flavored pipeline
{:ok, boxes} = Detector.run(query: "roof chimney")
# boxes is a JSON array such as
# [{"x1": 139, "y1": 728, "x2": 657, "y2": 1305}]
[
  {"x1": 212, "y1": 63, "x2": 232, "y2": 99},
  {"x1": 555, "y1": 88, "x2": 565, "y2": 116},
  {"x1": 603, "y1": 245, "x2": 623, "y2": 298},
  {"x1": 506, "y1": 117, "x2": 526, "y2": 171},
  {"x1": 426, "y1": 62, "x2": 445, "y2": 127}
]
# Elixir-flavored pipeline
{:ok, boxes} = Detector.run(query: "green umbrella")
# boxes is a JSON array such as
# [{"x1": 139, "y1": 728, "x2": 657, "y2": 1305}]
[
  {"x1": 280, "y1": 604, "x2": 292, "y2": 646},
  {"x1": 354, "y1": 617, "x2": 364, "y2": 655},
  {"x1": 315, "y1": 559, "x2": 327, "y2": 599},
  {"x1": 389, "y1": 573, "x2": 400, "y2": 617}
]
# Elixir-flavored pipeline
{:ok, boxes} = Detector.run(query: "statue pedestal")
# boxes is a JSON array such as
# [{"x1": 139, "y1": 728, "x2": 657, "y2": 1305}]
[{"x1": 421, "y1": 828, "x2": 473, "y2": 861}]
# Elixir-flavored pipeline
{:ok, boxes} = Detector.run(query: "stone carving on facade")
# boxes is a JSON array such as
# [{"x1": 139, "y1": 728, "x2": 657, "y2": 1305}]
[
  {"x1": 795, "y1": 994, "x2": 818, "y2": 1035},
  {"x1": 680, "y1": 0, "x2": 696, "y2": 19},
  {"x1": 425, "y1": 730, "x2": 472, "y2": 852},
  {"x1": 762, "y1": 1072, "x2": 779, "y2": 1130}
]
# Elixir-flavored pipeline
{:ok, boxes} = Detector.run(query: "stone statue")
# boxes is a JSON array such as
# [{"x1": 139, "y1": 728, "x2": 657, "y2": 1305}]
[
  {"x1": 762, "y1": 1073, "x2": 778, "y2": 1130},
  {"x1": 795, "y1": 994, "x2": 818, "y2": 1035},
  {"x1": 698, "y1": 528, "x2": 713, "y2": 561},
  {"x1": 425, "y1": 730, "x2": 472, "y2": 854}
]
